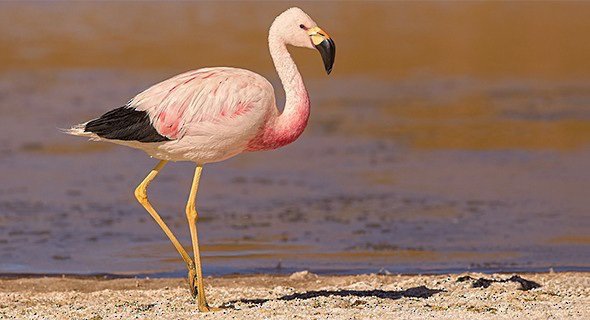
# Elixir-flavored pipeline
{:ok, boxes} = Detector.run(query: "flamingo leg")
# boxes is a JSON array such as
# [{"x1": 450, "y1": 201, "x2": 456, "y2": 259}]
[
  {"x1": 185, "y1": 165, "x2": 218, "y2": 311},
  {"x1": 134, "y1": 160, "x2": 196, "y2": 282}
]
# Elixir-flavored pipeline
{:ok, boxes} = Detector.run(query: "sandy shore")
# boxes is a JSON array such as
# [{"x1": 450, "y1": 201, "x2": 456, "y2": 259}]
[{"x1": 0, "y1": 272, "x2": 588, "y2": 319}]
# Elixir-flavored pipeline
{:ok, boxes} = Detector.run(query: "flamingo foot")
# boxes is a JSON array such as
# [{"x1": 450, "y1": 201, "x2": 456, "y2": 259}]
[
  {"x1": 188, "y1": 268, "x2": 198, "y2": 299},
  {"x1": 198, "y1": 304, "x2": 221, "y2": 312},
  {"x1": 188, "y1": 269, "x2": 221, "y2": 312}
]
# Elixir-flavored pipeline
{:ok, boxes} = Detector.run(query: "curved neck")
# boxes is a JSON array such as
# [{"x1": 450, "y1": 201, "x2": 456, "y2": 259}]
[
  {"x1": 269, "y1": 35, "x2": 310, "y2": 118},
  {"x1": 261, "y1": 33, "x2": 310, "y2": 149},
  {"x1": 246, "y1": 30, "x2": 311, "y2": 151}
]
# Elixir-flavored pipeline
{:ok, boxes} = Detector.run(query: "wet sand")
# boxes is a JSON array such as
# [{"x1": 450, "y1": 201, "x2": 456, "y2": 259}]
[{"x1": 0, "y1": 272, "x2": 588, "y2": 319}]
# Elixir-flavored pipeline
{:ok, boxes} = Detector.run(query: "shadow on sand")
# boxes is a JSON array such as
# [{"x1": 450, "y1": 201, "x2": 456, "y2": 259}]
[{"x1": 222, "y1": 285, "x2": 444, "y2": 308}]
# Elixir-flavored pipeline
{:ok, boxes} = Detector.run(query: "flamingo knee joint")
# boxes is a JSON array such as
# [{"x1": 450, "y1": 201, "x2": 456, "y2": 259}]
[
  {"x1": 186, "y1": 206, "x2": 198, "y2": 220},
  {"x1": 134, "y1": 186, "x2": 148, "y2": 202}
]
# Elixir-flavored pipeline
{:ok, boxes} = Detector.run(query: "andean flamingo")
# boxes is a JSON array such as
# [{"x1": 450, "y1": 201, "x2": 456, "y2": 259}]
[{"x1": 67, "y1": 7, "x2": 335, "y2": 311}]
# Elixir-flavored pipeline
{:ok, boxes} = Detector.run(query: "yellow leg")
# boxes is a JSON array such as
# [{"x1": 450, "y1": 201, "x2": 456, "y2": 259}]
[
  {"x1": 185, "y1": 165, "x2": 217, "y2": 311},
  {"x1": 134, "y1": 160, "x2": 195, "y2": 275}
]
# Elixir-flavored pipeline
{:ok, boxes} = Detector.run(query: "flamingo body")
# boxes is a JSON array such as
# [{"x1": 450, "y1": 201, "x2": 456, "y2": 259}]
[{"x1": 71, "y1": 67, "x2": 288, "y2": 163}]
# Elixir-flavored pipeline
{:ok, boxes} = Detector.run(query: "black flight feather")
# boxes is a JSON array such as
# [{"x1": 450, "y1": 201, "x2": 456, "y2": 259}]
[{"x1": 84, "y1": 106, "x2": 170, "y2": 143}]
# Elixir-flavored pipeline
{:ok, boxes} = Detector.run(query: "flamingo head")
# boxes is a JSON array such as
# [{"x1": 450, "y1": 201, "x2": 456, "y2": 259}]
[{"x1": 270, "y1": 7, "x2": 336, "y2": 75}]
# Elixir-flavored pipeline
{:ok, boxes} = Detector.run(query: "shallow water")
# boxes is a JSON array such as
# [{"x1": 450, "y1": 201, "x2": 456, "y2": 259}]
[{"x1": 0, "y1": 2, "x2": 589, "y2": 276}]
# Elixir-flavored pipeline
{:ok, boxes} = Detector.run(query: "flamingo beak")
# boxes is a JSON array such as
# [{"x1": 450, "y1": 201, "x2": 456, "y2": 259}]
[{"x1": 308, "y1": 27, "x2": 335, "y2": 75}]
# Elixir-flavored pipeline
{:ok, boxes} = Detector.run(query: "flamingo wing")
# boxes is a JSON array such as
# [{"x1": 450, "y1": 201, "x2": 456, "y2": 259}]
[
  {"x1": 84, "y1": 68, "x2": 271, "y2": 142},
  {"x1": 130, "y1": 68, "x2": 270, "y2": 140}
]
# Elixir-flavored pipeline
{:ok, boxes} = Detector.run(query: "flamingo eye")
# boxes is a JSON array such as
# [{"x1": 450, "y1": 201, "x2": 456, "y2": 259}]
[{"x1": 299, "y1": 24, "x2": 306, "y2": 30}]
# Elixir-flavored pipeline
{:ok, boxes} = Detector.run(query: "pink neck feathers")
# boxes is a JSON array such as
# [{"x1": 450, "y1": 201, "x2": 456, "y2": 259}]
[{"x1": 247, "y1": 30, "x2": 311, "y2": 151}]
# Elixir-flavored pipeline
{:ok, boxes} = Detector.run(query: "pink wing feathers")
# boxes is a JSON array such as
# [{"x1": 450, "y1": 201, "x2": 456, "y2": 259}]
[{"x1": 130, "y1": 68, "x2": 271, "y2": 140}]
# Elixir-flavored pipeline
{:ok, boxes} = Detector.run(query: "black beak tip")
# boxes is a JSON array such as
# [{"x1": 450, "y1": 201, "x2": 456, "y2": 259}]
[{"x1": 316, "y1": 38, "x2": 335, "y2": 76}]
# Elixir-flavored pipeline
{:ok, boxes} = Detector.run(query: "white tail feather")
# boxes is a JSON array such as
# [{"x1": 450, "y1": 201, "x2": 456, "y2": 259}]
[{"x1": 61, "y1": 123, "x2": 100, "y2": 140}]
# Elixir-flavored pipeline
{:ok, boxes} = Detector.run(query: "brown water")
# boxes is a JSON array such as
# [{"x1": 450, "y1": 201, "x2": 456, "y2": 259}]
[{"x1": 0, "y1": 2, "x2": 589, "y2": 276}]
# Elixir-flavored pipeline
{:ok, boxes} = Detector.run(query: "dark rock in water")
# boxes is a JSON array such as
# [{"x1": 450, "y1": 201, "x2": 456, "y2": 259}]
[
  {"x1": 472, "y1": 277, "x2": 494, "y2": 289},
  {"x1": 505, "y1": 275, "x2": 541, "y2": 291},
  {"x1": 456, "y1": 275, "x2": 472, "y2": 282},
  {"x1": 457, "y1": 275, "x2": 541, "y2": 291}
]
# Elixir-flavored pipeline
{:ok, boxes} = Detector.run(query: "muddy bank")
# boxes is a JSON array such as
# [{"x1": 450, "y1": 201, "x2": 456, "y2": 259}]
[{"x1": 0, "y1": 272, "x2": 588, "y2": 319}]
